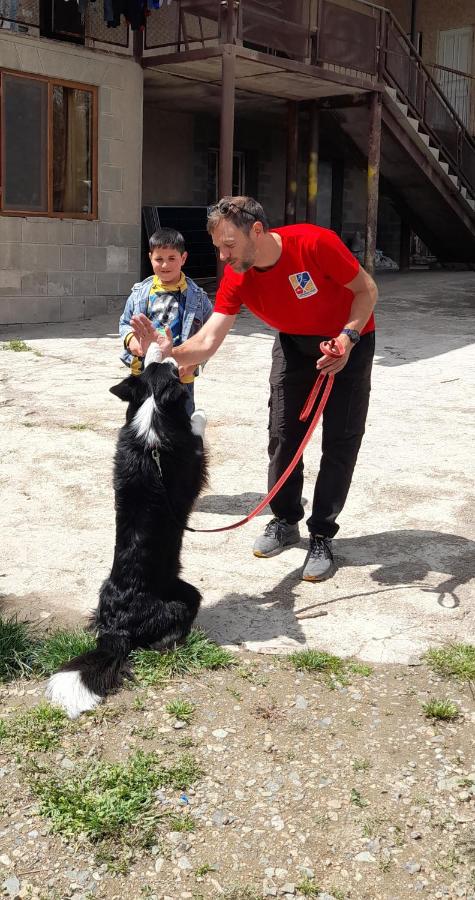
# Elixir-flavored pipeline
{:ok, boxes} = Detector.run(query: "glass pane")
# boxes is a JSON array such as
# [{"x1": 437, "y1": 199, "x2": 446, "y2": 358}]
[
  {"x1": 53, "y1": 85, "x2": 92, "y2": 214},
  {"x1": 2, "y1": 75, "x2": 48, "y2": 212}
]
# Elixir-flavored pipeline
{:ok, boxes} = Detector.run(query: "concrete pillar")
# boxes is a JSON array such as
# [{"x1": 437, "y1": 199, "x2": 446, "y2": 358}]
[
  {"x1": 285, "y1": 101, "x2": 298, "y2": 224},
  {"x1": 306, "y1": 101, "x2": 320, "y2": 224}
]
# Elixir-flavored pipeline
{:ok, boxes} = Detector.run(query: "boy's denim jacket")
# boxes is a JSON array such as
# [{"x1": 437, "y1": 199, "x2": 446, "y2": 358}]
[{"x1": 119, "y1": 274, "x2": 213, "y2": 370}]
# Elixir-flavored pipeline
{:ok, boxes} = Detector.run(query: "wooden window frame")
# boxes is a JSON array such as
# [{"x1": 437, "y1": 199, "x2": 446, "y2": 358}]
[{"x1": 0, "y1": 68, "x2": 98, "y2": 220}]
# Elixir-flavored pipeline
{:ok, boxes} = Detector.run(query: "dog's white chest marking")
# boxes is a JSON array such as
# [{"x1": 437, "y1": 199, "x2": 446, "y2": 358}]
[{"x1": 132, "y1": 394, "x2": 159, "y2": 447}]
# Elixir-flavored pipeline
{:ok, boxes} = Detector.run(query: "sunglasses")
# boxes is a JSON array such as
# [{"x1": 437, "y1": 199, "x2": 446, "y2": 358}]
[{"x1": 207, "y1": 200, "x2": 258, "y2": 221}]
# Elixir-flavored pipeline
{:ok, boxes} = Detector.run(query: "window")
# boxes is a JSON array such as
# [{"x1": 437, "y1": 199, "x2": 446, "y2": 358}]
[
  {"x1": 0, "y1": 70, "x2": 97, "y2": 218},
  {"x1": 40, "y1": 0, "x2": 85, "y2": 43}
]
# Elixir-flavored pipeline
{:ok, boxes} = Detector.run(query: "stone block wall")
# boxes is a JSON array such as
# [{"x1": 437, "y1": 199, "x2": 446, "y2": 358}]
[{"x1": 0, "y1": 33, "x2": 143, "y2": 325}]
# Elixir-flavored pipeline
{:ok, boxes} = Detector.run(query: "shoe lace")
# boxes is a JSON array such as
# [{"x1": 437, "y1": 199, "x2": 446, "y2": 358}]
[
  {"x1": 309, "y1": 535, "x2": 333, "y2": 561},
  {"x1": 264, "y1": 517, "x2": 287, "y2": 542}
]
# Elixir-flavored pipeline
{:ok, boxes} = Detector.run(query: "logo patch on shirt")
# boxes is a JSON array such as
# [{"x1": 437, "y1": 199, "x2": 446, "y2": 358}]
[{"x1": 289, "y1": 271, "x2": 318, "y2": 298}]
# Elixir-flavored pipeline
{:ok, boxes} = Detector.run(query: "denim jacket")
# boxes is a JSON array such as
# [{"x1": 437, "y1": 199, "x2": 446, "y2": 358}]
[{"x1": 119, "y1": 274, "x2": 213, "y2": 371}]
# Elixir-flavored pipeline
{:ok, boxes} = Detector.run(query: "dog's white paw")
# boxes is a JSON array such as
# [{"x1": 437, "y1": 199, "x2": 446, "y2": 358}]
[
  {"x1": 45, "y1": 671, "x2": 102, "y2": 720},
  {"x1": 144, "y1": 343, "x2": 162, "y2": 367},
  {"x1": 191, "y1": 409, "x2": 207, "y2": 438}
]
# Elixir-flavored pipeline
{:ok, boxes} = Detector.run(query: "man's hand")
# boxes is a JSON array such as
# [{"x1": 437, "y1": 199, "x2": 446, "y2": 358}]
[
  {"x1": 131, "y1": 313, "x2": 174, "y2": 359},
  {"x1": 316, "y1": 334, "x2": 352, "y2": 375}
]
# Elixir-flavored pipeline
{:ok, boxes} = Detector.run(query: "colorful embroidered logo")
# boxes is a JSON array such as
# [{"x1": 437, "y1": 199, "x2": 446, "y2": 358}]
[{"x1": 289, "y1": 271, "x2": 318, "y2": 298}]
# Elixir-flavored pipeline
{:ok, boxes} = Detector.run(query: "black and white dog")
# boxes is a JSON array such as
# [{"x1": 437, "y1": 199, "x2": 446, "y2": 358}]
[{"x1": 46, "y1": 344, "x2": 207, "y2": 718}]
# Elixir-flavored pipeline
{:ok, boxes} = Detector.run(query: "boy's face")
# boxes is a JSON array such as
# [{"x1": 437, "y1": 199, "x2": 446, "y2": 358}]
[{"x1": 149, "y1": 246, "x2": 187, "y2": 284}]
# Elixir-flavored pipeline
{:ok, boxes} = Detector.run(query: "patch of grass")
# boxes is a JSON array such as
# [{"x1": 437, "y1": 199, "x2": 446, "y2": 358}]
[
  {"x1": 236, "y1": 665, "x2": 270, "y2": 686},
  {"x1": 350, "y1": 788, "x2": 368, "y2": 808},
  {"x1": 352, "y1": 757, "x2": 372, "y2": 772},
  {"x1": 0, "y1": 719, "x2": 8, "y2": 741},
  {"x1": 165, "y1": 699, "x2": 195, "y2": 723},
  {"x1": 222, "y1": 890, "x2": 262, "y2": 900},
  {"x1": 422, "y1": 698, "x2": 460, "y2": 721},
  {"x1": 195, "y1": 863, "x2": 216, "y2": 877},
  {"x1": 31, "y1": 749, "x2": 202, "y2": 841},
  {"x1": 32, "y1": 628, "x2": 96, "y2": 676},
  {"x1": 3, "y1": 703, "x2": 68, "y2": 752},
  {"x1": 169, "y1": 813, "x2": 195, "y2": 832},
  {"x1": 0, "y1": 615, "x2": 36, "y2": 682},
  {"x1": 2, "y1": 339, "x2": 32, "y2": 352},
  {"x1": 289, "y1": 649, "x2": 344, "y2": 675},
  {"x1": 425, "y1": 644, "x2": 475, "y2": 682},
  {"x1": 133, "y1": 629, "x2": 236, "y2": 686},
  {"x1": 296, "y1": 878, "x2": 321, "y2": 897},
  {"x1": 348, "y1": 661, "x2": 373, "y2": 676}
]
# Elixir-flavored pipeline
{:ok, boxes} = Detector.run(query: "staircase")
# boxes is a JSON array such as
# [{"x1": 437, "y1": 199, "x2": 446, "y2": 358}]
[{"x1": 331, "y1": 9, "x2": 475, "y2": 263}]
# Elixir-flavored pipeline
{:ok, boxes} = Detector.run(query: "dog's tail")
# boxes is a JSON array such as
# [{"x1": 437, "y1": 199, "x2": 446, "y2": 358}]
[{"x1": 45, "y1": 635, "x2": 131, "y2": 720}]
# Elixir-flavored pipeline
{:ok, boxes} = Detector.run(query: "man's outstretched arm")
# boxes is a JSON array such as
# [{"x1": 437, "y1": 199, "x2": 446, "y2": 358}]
[{"x1": 131, "y1": 311, "x2": 236, "y2": 368}]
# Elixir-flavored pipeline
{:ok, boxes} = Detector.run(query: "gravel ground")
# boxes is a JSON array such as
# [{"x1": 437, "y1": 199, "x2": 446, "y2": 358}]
[{"x1": 1, "y1": 655, "x2": 474, "y2": 900}]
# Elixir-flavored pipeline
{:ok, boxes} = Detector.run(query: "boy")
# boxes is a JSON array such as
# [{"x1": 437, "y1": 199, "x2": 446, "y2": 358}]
[{"x1": 119, "y1": 228, "x2": 213, "y2": 413}]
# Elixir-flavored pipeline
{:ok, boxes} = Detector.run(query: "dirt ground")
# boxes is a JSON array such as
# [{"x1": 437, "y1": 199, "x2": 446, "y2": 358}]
[{"x1": 0, "y1": 269, "x2": 474, "y2": 899}]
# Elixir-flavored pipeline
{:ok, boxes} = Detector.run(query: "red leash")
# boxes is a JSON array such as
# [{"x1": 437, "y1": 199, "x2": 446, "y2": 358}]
[{"x1": 186, "y1": 337, "x2": 344, "y2": 534}]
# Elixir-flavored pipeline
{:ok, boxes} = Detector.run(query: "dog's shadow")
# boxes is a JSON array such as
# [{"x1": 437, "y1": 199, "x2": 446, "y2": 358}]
[
  {"x1": 197, "y1": 528, "x2": 474, "y2": 647},
  {"x1": 194, "y1": 492, "x2": 269, "y2": 516}
]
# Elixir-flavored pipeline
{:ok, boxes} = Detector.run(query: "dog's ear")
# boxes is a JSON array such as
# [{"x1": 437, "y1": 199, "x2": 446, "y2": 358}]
[{"x1": 110, "y1": 374, "x2": 147, "y2": 404}]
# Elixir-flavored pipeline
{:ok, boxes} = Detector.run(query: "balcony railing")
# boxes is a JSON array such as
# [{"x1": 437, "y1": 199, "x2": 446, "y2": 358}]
[{"x1": 0, "y1": 0, "x2": 129, "y2": 47}]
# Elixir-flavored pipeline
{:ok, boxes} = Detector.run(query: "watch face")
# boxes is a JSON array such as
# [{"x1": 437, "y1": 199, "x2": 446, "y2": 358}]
[{"x1": 345, "y1": 329, "x2": 360, "y2": 343}]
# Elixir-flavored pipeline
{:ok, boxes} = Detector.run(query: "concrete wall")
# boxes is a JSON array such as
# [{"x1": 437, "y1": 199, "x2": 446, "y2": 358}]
[
  {"x1": 0, "y1": 33, "x2": 143, "y2": 325},
  {"x1": 142, "y1": 106, "x2": 195, "y2": 206}
]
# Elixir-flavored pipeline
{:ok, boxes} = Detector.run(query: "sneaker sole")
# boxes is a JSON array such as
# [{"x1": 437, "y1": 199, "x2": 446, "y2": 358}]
[
  {"x1": 253, "y1": 538, "x2": 300, "y2": 559},
  {"x1": 302, "y1": 562, "x2": 335, "y2": 582}
]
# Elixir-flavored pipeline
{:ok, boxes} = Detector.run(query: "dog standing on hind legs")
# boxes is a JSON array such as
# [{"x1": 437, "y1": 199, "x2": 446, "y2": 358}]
[{"x1": 46, "y1": 344, "x2": 208, "y2": 718}]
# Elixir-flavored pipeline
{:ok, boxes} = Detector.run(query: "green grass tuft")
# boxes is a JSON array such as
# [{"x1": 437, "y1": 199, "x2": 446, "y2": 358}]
[
  {"x1": 2, "y1": 339, "x2": 32, "y2": 352},
  {"x1": 165, "y1": 699, "x2": 195, "y2": 723},
  {"x1": 289, "y1": 649, "x2": 344, "y2": 675},
  {"x1": 295, "y1": 878, "x2": 321, "y2": 897},
  {"x1": 348, "y1": 661, "x2": 373, "y2": 676},
  {"x1": 31, "y1": 750, "x2": 202, "y2": 841},
  {"x1": 32, "y1": 628, "x2": 96, "y2": 676},
  {"x1": 0, "y1": 615, "x2": 36, "y2": 682},
  {"x1": 422, "y1": 698, "x2": 460, "y2": 721},
  {"x1": 132, "y1": 629, "x2": 236, "y2": 685},
  {"x1": 425, "y1": 644, "x2": 475, "y2": 682},
  {"x1": 3, "y1": 703, "x2": 68, "y2": 752}
]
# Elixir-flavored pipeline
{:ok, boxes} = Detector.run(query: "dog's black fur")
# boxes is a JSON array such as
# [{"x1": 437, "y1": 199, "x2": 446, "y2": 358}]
[{"x1": 46, "y1": 354, "x2": 207, "y2": 718}]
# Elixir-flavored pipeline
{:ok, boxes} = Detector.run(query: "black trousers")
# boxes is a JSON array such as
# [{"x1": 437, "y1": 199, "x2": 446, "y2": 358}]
[{"x1": 267, "y1": 331, "x2": 375, "y2": 539}]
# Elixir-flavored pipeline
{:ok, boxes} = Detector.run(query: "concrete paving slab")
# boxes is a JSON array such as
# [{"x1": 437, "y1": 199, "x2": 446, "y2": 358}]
[{"x1": 1, "y1": 271, "x2": 474, "y2": 663}]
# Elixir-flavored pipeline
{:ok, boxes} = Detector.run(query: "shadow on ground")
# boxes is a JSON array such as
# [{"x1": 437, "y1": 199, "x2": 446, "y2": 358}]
[{"x1": 197, "y1": 528, "x2": 474, "y2": 648}]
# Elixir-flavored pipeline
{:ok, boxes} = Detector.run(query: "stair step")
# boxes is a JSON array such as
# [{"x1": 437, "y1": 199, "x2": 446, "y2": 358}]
[
  {"x1": 439, "y1": 161, "x2": 449, "y2": 173},
  {"x1": 460, "y1": 186, "x2": 468, "y2": 199},
  {"x1": 448, "y1": 173, "x2": 458, "y2": 186},
  {"x1": 385, "y1": 86, "x2": 398, "y2": 100},
  {"x1": 418, "y1": 132, "x2": 430, "y2": 145},
  {"x1": 429, "y1": 146, "x2": 440, "y2": 161},
  {"x1": 407, "y1": 116, "x2": 420, "y2": 130},
  {"x1": 396, "y1": 100, "x2": 408, "y2": 115},
  {"x1": 468, "y1": 198, "x2": 475, "y2": 210}
]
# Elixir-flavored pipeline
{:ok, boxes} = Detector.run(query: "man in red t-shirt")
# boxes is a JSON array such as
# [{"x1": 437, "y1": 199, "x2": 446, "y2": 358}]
[{"x1": 132, "y1": 196, "x2": 377, "y2": 582}]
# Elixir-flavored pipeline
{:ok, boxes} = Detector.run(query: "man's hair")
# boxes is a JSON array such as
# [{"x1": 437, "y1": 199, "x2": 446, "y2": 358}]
[
  {"x1": 149, "y1": 228, "x2": 186, "y2": 254},
  {"x1": 207, "y1": 196, "x2": 269, "y2": 235}
]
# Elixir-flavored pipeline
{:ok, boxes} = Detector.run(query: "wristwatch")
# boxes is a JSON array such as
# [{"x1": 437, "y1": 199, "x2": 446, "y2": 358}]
[{"x1": 341, "y1": 328, "x2": 360, "y2": 344}]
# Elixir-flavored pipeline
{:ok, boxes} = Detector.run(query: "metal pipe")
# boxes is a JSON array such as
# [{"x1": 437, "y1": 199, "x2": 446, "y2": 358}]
[{"x1": 364, "y1": 91, "x2": 382, "y2": 274}]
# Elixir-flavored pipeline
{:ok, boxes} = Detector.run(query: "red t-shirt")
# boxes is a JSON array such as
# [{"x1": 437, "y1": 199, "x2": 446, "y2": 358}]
[{"x1": 214, "y1": 224, "x2": 375, "y2": 337}]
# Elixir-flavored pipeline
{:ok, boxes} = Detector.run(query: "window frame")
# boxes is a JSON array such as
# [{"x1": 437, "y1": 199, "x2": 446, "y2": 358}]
[{"x1": 0, "y1": 68, "x2": 98, "y2": 220}]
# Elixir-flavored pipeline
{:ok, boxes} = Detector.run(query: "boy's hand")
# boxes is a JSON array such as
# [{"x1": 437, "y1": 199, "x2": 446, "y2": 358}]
[
  {"x1": 179, "y1": 364, "x2": 197, "y2": 382},
  {"x1": 131, "y1": 314, "x2": 173, "y2": 359}
]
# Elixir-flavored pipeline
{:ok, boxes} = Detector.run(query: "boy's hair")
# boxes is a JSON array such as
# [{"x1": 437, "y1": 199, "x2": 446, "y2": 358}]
[
  {"x1": 207, "y1": 196, "x2": 269, "y2": 235},
  {"x1": 149, "y1": 228, "x2": 186, "y2": 254}
]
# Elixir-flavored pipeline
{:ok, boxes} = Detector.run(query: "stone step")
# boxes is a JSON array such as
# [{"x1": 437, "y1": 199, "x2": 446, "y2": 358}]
[
  {"x1": 407, "y1": 116, "x2": 420, "y2": 130},
  {"x1": 418, "y1": 132, "x2": 430, "y2": 146},
  {"x1": 385, "y1": 85, "x2": 398, "y2": 101},
  {"x1": 428, "y1": 146, "x2": 440, "y2": 161},
  {"x1": 396, "y1": 100, "x2": 408, "y2": 116},
  {"x1": 439, "y1": 161, "x2": 449, "y2": 173}
]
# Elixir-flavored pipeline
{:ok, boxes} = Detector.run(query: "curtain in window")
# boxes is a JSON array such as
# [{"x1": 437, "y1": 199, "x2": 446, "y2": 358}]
[{"x1": 53, "y1": 86, "x2": 92, "y2": 214}]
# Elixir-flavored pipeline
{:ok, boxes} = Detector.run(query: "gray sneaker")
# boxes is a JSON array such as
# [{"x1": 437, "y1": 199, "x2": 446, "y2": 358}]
[
  {"x1": 302, "y1": 535, "x2": 334, "y2": 581},
  {"x1": 253, "y1": 517, "x2": 300, "y2": 558}
]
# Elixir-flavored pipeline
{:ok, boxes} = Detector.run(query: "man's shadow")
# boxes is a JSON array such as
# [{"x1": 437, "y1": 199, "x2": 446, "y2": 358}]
[{"x1": 197, "y1": 529, "x2": 474, "y2": 647}]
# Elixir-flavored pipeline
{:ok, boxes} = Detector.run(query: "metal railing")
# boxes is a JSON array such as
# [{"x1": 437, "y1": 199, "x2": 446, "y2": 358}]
[
  {"x1": 382, "y1": 12, "x2": 475, "y2": 195},
  {"x1": 0, "y1": 0, "x2": 129, "y2": 47}
]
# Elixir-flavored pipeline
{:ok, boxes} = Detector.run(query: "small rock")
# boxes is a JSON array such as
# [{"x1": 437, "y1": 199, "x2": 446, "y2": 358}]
[
  {"x1": 405, "y1": 862, "x2": 422, "y2": 874},
  {"x1": 0, "y1": 855, "x2": 12, "y2": 867},
  {"x1": 354, "y1": 851, "x2": 376, "y2": 863},
  {"x1": 3, "y1": 876, "x2": 21, "y2": 897},
  {"x1": 294, "y1": 696, "x2": 308, "y2": 710},
  {"x1": 60, "y1": 758, "x2": 75, "y2": 770},
  {"x1": 177, "y1": 856, "x2": 192, "y2": 870},
  {"x1": 212, "y1": 810, "x2": 231, "y2": 827}
]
